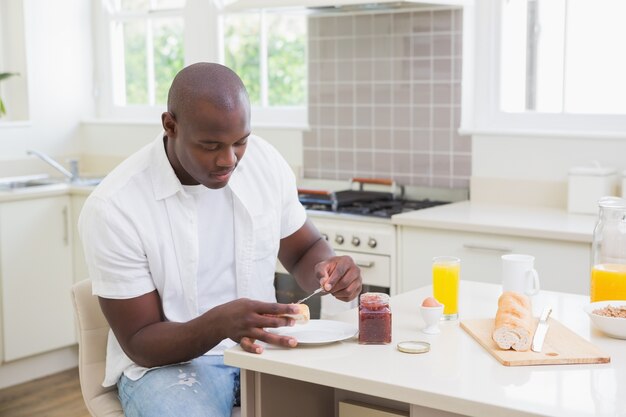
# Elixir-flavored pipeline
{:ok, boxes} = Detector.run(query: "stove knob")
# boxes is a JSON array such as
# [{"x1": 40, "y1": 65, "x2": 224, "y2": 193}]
[
  {"x1": 367, "y1": 238, "x2": 377, "y2": 248},
  {"x1": 335, "y1": 234, "x2": 345, "y2": 245},
  {"x1": 351, "y1": 236, "x2": 361, "y2": 247},
  {"x1": 321, "y1": 233, "x2": 329, "y2": 241}
]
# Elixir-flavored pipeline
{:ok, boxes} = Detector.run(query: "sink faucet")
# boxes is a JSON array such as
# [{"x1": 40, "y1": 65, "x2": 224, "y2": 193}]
[{"x1": 26, "y1": 149, "x2": 77, "y2": 182}]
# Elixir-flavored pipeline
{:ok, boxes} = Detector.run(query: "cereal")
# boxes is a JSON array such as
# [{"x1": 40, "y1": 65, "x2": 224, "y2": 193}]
[{"x1": 593, "y1": 305, "x2": 626, "y2": 318}]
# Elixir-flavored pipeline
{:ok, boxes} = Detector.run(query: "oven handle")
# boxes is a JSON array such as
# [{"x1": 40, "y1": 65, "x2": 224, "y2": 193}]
[
  {"x1": 356, "y1": 260, "x2": 375, "y2": 268},
  {"x1": 462, "y1": 243, "x2": 513, "y2": 254}
]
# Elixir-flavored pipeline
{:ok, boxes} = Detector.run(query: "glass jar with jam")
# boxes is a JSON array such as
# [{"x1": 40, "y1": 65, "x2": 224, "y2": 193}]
[{"x1": 358, "y1": 292, "x2": 392, "y2": 344}]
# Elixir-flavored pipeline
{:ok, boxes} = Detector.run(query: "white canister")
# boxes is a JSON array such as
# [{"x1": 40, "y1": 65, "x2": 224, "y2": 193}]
[
  {"x1": 567, "y1": 164, "x2": 617, "y2": 214},
  {"x1": 622, "y1": 170, "x2": 626, "y2": 199}
]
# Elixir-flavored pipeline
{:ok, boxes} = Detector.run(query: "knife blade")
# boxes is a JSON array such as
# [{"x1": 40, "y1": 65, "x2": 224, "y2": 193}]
[
  {"x1": 296, "y1": 287, "x2": 324, "y2": 304},
  {"x1": 531, "y1": 306, "x2": 552, "y2": 352}
]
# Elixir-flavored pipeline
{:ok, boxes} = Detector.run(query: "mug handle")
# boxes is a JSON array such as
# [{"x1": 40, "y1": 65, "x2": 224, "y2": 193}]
[{"x1": 525, "y1": 269, "x2": 540, "y2": 296}]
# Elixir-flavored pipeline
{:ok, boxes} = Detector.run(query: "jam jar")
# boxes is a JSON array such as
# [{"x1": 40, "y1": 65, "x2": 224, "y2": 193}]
[{"x1": 358, "y1": 292, "x2": 392, "y2": 344}]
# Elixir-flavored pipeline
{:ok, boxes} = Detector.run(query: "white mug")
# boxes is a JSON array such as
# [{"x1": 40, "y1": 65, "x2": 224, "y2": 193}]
[{"x1": 501, "y1": 254, "x2": 540, "y2": 296}]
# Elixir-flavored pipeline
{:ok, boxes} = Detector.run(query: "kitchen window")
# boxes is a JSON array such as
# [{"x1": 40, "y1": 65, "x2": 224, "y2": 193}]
[
  {"x1": 93, "y1": 0, "x2": 307, "y2": 127},
  {"x1": 464, "y1": 0, "x2": 626, "y2": 137}
]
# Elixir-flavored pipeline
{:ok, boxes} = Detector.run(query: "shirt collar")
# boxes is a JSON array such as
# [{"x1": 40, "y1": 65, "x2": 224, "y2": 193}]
[{"x1": 149, "y1": 133, "x2": 185, "y2": 201}]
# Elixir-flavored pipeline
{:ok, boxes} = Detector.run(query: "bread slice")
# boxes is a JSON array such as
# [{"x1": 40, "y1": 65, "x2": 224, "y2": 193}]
[
  {"x1": 282, "y1": 303, "x2": 310, "y2": 325},
  {"x1": 492, "y1": 291, "x2": 534, "y2": 351}
]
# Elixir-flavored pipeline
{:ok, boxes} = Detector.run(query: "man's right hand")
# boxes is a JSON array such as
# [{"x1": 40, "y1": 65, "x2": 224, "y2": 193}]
[{"x1": 214, "y1": 298, "x2": 301, "y2": 354}]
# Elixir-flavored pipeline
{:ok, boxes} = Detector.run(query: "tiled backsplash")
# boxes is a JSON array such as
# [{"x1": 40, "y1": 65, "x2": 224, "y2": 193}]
[{"x1": 304, "y1": 8, "x2": 470, "y2": 189}]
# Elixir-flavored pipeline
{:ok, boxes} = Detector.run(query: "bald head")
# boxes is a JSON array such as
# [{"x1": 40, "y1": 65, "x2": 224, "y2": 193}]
[{"x1": 167, "y1": 63, "x2": 249, "y2": 120}]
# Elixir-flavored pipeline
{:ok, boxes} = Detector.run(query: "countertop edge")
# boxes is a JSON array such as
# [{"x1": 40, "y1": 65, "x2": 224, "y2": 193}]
[{"x1": 391, "y1": 201, "x2": 596, "y2": 244}]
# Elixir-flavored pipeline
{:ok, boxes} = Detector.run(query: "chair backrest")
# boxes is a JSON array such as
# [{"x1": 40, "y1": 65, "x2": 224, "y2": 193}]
[
  {"x1": 71, "y1": 279, "x2": 125, "y2": 417},
  {"x1": 71, "y1": 279, "x2": 240, "y2": 417}
]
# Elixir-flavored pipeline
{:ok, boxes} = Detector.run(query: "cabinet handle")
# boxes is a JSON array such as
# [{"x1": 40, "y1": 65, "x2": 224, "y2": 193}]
[
  {"x1": 462, "y1": 244, "x2": 512, "y2": 253},
  {"x1": 62, "y1": 206, "x2": 69, "y2": 246},
  {"x1": 356, "y1": 261, "x2": 375, "y2": 268}
]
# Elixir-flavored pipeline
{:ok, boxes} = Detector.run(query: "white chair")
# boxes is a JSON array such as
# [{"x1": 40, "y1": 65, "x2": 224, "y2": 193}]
[{"x1": 71, "y1": 279, "x2": 240, "y2": 417}]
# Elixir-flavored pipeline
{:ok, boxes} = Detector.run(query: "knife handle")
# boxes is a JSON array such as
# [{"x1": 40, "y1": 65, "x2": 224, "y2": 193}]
[{"x1": 540, "y1": 307, "x2": 552, "y2": 321}]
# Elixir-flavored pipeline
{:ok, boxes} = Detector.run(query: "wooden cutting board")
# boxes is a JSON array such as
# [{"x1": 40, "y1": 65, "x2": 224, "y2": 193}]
[{"x1": 460, "y1": 318, "x2": 611, "y2": 366}]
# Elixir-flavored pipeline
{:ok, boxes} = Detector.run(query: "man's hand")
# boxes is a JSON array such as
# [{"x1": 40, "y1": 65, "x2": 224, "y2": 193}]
[
  {"x1": 315, "y1": 255, "x2": 362, "y2": 302},
  {"x1": 215, "y1": 299, "x2": 302, "y2": 354}
]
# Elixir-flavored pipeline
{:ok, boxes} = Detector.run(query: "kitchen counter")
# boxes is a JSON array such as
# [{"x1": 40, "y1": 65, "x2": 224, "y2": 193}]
[
  {"x1": 225, "y1": 281, "x2": 624, "y2": 417},
  {"x1": 0, "y1": 182, "x2": 97, "y2": 202},
  {"x1": 391, "y1": 201, "x2": 597, "y2": 243}
]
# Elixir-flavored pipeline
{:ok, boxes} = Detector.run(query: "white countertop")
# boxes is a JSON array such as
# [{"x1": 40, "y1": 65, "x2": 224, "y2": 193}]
[
  {"x1": 391, "y1": 201, "x2": 597, "y2": 243},
  {"x1": 0, "y1": 183, "x2": 96, "y2": 202},
  {"x1": 225, "y1": 281, "x2": 625, "y2": 417}
]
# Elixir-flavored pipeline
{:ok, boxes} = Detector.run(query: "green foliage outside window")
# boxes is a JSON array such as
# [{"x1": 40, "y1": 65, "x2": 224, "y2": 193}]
[
  {"x1": 123, "y1": 18, "x2": 184, "y2": 105},
  {"x1": 154, "y1": 19, "x2": 185, "y2": 104},
  {"x1": 224, "y1": 13, "x2": 306, "y2": 107},
  {"x1": 267, "y1": 31, "x2": 306, "y2": 106}
]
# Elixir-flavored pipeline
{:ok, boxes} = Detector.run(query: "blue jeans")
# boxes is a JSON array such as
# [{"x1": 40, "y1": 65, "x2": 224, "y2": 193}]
[{"x1": 117, "y1": 356, "x2": 240, "y2": 417}]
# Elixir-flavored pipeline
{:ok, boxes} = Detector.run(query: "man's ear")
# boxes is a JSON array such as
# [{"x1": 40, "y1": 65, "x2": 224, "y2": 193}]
[{"x1": 162, "y1": 112, "x2": 177, "y2": 138}]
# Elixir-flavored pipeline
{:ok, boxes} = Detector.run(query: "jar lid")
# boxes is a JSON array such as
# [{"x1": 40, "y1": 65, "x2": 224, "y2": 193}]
[
  {"x1": 397, "y1": 341, "x2": 430, "y2": 354},
  {"x1": 360, "y1": 292, "x2": 390, "y2": 303},
  {"x1": 599, "y1": 196, "x2": 626, "y2": 209}
]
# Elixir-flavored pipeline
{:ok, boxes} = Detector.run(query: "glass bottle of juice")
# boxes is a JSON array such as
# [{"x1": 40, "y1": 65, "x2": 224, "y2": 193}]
[{"x1": 591, "y1": 197, "x2": 626, "y2": 302}]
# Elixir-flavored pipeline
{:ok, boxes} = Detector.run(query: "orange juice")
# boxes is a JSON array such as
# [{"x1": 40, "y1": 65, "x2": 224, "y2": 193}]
[
  {"x1": 432, "y1": 257, "x2": 460, "y2": 319},
  {"x1": 591, "y1": 263, "x2": 626, "y2": 302}
]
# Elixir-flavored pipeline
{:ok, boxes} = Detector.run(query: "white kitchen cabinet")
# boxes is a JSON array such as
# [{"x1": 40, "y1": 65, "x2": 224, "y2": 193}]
[
  {"x1": 0, "y1": 195, "x2": 75, "y2": 362},
  {"x1": 397, "y1": 226, "x2": 591, "y2": 295},
  {"x1": 71, "y1": 194, "x2": 88, "y2": 283}
]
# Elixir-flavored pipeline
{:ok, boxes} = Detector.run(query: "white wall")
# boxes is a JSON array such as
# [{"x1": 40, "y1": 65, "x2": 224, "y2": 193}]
[
  {"x1": 470, "y1": 134, "x2": 626, "y2": 208},
  {"x1": 0, "y1": 0, "x2": 93, "y2": 163},
  {"x1": 80, "y1": 121, "x2": 304, "y2": 176}
]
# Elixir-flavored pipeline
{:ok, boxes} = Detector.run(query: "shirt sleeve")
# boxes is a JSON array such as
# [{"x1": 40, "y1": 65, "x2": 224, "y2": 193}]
[{"x1": 78, "y1": 195, "x2": 156, "y2": 299}]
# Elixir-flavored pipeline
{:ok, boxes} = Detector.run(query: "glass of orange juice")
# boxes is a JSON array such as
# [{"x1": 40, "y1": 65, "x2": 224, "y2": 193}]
[
  {"x1": 591, "y1": 263, "x2": 626, "y2": 302},
  {"x1": 432, "y1": 256, "x2": 460, "y2": 320}
]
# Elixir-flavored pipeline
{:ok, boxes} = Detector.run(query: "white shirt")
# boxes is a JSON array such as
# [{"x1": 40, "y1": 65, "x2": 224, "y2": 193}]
[
  {"x1": 79, "y1": 133, "x2": 306, "y2": 387},
  {"x1": 184, "y1": 185, "x2": 237, "y2": 316}
]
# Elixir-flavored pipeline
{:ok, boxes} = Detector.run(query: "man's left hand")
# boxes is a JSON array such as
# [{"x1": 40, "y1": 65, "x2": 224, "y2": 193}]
[{"x1": 315, "y1": 255, "x2": 362, "y2": 302}]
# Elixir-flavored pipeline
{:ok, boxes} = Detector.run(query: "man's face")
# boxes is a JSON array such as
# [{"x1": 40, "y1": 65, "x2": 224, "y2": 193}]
[{"x1": 163, "y1": 98, "x2": 250, "y2": 189}]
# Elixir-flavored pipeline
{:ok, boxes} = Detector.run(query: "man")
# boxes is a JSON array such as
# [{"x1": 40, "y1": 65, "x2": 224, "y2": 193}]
[{"x1": 79, "y1": 62, "x2": 362, "y2": 417}]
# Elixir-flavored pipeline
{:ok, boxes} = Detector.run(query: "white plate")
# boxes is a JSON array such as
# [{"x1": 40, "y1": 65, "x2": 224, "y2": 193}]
[{"x1": 267, "y1": 319, "x2": 358, "y2": 345}]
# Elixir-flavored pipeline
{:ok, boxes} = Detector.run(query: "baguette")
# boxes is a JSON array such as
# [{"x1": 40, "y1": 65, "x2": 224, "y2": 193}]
[
  {"x1": 492, "y1": 291, "x2": 534, "y2": 351},
  {"x1": 282, "y1": 303, "x2": 310, "y2": 325}
]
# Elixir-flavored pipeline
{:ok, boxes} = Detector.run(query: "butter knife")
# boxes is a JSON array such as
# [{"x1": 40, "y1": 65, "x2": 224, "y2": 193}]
[
  {"x1": 531, "y1": 306, "x2": 552, "y2": 352},
  {"x1": 296, "y1": 287, "x2": 324, "y2": 304}
]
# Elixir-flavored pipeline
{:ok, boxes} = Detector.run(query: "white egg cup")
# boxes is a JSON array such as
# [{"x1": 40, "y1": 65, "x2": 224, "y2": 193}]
[{"x1": 420, "y1": 304, "x2": 444, "y2": 334}]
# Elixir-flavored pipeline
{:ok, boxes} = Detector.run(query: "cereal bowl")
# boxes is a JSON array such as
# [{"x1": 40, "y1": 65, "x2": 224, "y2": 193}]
[{"x1": 583, "y1": 300, "x2": 626, "y2": 339}]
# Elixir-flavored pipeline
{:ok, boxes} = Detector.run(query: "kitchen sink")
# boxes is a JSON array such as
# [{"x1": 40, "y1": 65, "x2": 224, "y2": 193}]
[{"x1": 0, "y1": 174, "x2": 103, "y2": 191}]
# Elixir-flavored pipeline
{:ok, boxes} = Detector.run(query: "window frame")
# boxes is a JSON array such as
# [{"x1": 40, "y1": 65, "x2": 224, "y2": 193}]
[
  {"x1": 92, "y1": 1, "x2": 308, "y2": 128},
  {"x1": 461, "y1": 0, "x2": 626, "y2": 139}
]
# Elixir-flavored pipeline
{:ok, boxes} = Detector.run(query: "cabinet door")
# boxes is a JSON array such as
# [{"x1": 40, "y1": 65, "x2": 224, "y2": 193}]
[
  {"x1": 398, "y1": 227, "x2": 591, "y2": 295},
  {"x1": 71, "y1": 194, "x2": 88, "y2": 283},
  {"x1": 0, "y1": 196, "x2": 75, "y2": 361}
]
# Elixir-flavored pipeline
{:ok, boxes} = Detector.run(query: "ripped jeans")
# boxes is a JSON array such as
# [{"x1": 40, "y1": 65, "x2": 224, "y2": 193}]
[{"x1": 117, "y1": 355, "x2": 240, "y2": 417}]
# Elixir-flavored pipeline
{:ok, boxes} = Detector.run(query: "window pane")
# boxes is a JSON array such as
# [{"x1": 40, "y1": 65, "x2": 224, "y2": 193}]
[
  {"x1": 564, "y1": 0, "x2": 626, "y2": 114},
  {"x1": 123, "y1": 20, "x2": 148, "y2": 104},
  {"x1": 500, "y1": 0, "x2": 626, "y2": 115},
  {"x1": 152, "y1": 0, "x2": 185, "y2": 9},
  {"x1": 223, "y1": 13, "x2": 261, "y2": 104},
  {"x1": 119, "y1": 0, "x2": 149, "y2": 12},
  {"x1": 153, "y1": 17, "x2": 184, "y2": 104},
  {"x1": 267, "y1": 14, "x2": 306, "y2": 106}
]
